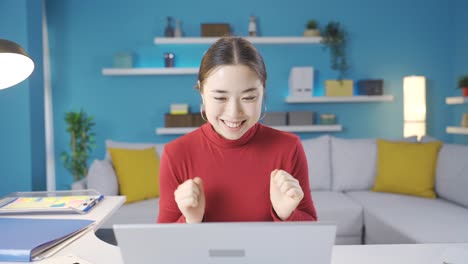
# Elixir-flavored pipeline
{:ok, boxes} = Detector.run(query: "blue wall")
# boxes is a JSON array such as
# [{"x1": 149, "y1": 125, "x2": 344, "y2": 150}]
[
  {"x1": 0, "y1": 0, "x2": 465, "y2": 192},
  {"x1": 0, "y1": 0, "x2": 44, "y2": 196},
  {"x1": 452, "y1": 0, "x2": 468, "y2": 145}
]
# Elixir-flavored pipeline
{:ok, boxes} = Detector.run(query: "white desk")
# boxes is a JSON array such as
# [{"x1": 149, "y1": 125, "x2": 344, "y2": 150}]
[
  {"x1": 0, "y1": 196, "x2": 126, "y2": 264},
  {"x1": 2, "y1": 197, "x2": 467, "y2": 264}
]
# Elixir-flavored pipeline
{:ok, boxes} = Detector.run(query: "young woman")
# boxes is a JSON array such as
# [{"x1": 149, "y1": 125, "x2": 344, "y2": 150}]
[{"x1": 157, "y1": 36, "x2": 317, "y2": 223}]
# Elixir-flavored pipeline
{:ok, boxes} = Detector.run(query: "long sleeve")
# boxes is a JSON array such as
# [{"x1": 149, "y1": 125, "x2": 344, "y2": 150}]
[
  {"x1": 157, "y1": 147, "x2": 185, "y2": 223},
  {"x1": 271, "y1": 138, "x2": 317, "y2": 221}
]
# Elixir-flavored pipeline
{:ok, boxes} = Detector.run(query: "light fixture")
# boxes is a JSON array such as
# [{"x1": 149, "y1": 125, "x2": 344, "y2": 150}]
[
  {"x1": 403, "y1": 76, "x2": 426, "y2": 139},
  {"x1": 0, "y1": 39, "x2": 35, "y2": 89}
]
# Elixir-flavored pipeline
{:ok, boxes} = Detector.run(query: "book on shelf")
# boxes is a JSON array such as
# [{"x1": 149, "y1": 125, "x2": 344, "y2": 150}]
[
  {"x1": 0, "y1": 190, "x2": 104, "y2": 215},
  {"x1": 0, "y1": 217, "x2": 95, "y2": 262}
]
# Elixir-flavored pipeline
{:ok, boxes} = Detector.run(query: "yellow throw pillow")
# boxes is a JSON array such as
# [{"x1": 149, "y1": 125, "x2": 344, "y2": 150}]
[
  {"x1": 108, "y1": 147, "x2": 160, "y2": 203},
  {"x1": 372, "y1": 139, "x2": 442, "y2": 198}
]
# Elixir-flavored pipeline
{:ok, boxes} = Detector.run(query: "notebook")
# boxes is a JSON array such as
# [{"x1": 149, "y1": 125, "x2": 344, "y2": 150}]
[
  {"x1": 0, "y1": 190, "x2": 103, "y2": 215},
  {"x1": 114, "y1": 221, "x2": 336, "y2": 264},
  {"x1": 0, "y1": 218, "x2": 95, "y2": 262}
]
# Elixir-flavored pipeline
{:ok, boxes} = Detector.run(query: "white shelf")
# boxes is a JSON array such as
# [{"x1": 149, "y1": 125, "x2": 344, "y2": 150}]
[
  {"x1": 156, "y1": 124, "x2": 342, "y2": 135},
  {"x1": 446, "y1": 97, "x2": 468, "y2": 105},
  {"x1": 102, "y1": 68, "x2": 198, "y2": 75},
  {"x1": 286, "y1": 95, "x2": 395, "y2": 103},
  {"x1": 446, "y1": 126, "x2": 468, "y2": 135},
  {"x1": 154, "y1": 36, "x2": 323, "y2": 45}
]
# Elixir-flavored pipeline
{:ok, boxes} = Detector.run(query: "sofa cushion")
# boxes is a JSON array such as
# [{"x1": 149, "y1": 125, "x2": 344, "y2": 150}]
[
  {"x1": 302, "y1": 135, "x2": 331, "y2": 190},
  {"x1": 435, "y1": 144, "x2": 468, "y2": 208},
  {"x1": 87, "y1": 159, "x2": 118, "y2": 196},
  {"x1": 101, "y1": 198, "x2": 159, "y2": 229},
  {"x1": 330, "y1": 137, "x2": 377, "y2": 191},
  {"x1": 105, "y1": 140, "x2": 165, "y2": 160},
  {"x1": 312, "y1": 191, "x2": 363, "y2": 241},
  {"x1": 347, "y1": 191, "x2": 468, "y2": 243},
  {"x1": 372, "y1": 140, "x2": 442, "y2": 198},
  {"x1": 108, "y1": 147, "x2": 160, "y2": 203}
]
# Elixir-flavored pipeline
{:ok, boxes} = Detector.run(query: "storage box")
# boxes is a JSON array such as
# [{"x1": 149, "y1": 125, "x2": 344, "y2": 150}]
[
  {"x1": 325, "y1": 80, "x2": 354, "y2": 97},
  {"x1": 201, "y1": 24, "x2": 230, "y2": 37},
  {"x1": 113, "y1": 52, "x2": 134, "y2": 68},
  {"x1": 319, "y1": 113, "x2": 336, "y2": 125},
  {"x1": 289, "y1": 67, "x2": 314, "y2": 97},
  {"x1": 288, "y1": 111, "x2": 314, "y2": 126},
  {"x1": 170, "y1": 104, "x2": 189, "y2": 115},
  {"x1": 357, "y1": 79, "x2": 384, "y2": 95},
  {"x1": 165, "y1": 114, "x2": 192, "y2": 127},
  {"x1": 262, "y1": 112, "x2": 287, "y2": 126}
]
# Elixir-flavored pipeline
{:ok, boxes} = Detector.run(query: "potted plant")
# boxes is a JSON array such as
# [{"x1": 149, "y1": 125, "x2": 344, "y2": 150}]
[
  {"x1": 457, "y1": 75, "x2": 468, "y2": 97},
  {"x1": 321, "y1": 21, "x2": 349, "y2": 80},
  {"x1": 304, "y1": 20, "x2": 320, "y2": 37},
  {"x1": 61, "y1": 109, "x2": 96, "y2": 189}
]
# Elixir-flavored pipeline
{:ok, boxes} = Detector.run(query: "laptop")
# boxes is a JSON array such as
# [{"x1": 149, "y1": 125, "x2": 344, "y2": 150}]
[{"x1": 114, "y1": 222, "x2": 336, "y2": 264}]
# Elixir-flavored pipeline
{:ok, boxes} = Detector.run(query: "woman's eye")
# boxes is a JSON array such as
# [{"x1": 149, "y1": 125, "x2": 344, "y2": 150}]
[
  {"x1": 214, "y1": 97, "x2": 226, "y2": 101},
  {"x1": 243, "y1": 96, "x2": 256, "y2": 101}
]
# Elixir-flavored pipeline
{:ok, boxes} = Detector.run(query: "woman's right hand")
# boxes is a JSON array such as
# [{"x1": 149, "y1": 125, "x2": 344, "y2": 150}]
[{"x1": 174, "y1": 177, "x2": 205, "y2": 223}]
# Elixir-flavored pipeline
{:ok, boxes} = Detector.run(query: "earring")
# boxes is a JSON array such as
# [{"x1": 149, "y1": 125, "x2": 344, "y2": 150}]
[
  {"x1": 200, "y1": 104, "x2": 207, "y2": 122},
  {"x1": 259, "y1": 103, "x2": 267, "y2": 121}
]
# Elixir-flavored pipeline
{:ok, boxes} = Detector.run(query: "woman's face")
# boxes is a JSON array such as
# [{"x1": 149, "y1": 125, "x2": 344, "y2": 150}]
[{"x1": 201, "y1": 65, "x2": 264, "y2": 140}]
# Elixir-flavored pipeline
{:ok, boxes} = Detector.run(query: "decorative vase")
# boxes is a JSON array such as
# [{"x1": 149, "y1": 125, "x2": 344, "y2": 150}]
[
  {"x1": 462, "y1": 113, "x2": 468, "y2": 128},
  {"x1": 303, "y1": 29, "x2": 320, "y2": 37},
  {"x1": 164, "y1": 17, "x2": 174, "y2": 37},
  {"x1": 174, "y1": 19, "x2": 182, "y2": 37},
  {"x1": 462, "y1": 87, "x2": 468, "y2": 97}
]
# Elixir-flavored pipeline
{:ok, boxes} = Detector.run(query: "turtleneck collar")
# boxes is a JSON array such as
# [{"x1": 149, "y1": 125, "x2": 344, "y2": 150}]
[{"x1": 201, "y1": 122, "x2": 260, "y2": 148}]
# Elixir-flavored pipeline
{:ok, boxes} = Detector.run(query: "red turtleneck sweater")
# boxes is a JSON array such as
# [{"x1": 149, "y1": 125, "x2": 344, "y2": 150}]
[{"x1": 157, "y1": 123, "x2": 317, "y2": 223}]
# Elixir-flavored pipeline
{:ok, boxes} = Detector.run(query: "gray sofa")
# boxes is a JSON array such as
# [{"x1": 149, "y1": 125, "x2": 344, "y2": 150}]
[{"x1": 88, "y1": 136, "x2": 468, "y2": 245}]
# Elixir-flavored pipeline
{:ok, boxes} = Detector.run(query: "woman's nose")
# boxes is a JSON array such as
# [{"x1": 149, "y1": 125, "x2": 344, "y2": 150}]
[{"x1": 226, "y1": 100, "x2": 243, "y2": 117}]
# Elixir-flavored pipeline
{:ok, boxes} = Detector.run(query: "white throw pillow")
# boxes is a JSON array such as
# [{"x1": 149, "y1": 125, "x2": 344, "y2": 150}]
[
  {"x1": 301, "y1": 135, "x2": 331, "y2": 190},
  {"x1": 86, "y1": 159, "x2": 119, "y2": 196},
  {"x1": 330, "y1": 137, "x2": 377, "y2": 191},
  {"x1": 435, "y1": 143, "x2": 468, "y2": 208},
  {"x1": 105, "y1": 140, "x2": 165, "y2": 160}
]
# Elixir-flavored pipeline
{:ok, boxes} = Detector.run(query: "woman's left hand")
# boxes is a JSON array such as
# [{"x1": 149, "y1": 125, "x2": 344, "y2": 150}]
[{"x1": 270, "y1": 169, "x2": 304, "y2": 220}]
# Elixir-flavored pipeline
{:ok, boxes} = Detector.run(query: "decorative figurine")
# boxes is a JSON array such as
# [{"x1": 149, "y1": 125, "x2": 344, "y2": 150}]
[
  {"x1": 248, "y1": 16, "x2": 257, "y2": 36},
  {"x1": 164, "y1": 17, "x2": 174, "y2": 37},
  {"x1": 164, "y1": 52, "x2": 175, "y2": 67},
  {"x1": 174, "y1": 19, "x2": 182, "y2": 37}
]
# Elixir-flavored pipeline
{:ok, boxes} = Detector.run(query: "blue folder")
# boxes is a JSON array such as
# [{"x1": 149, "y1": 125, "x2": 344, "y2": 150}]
[{"x1": 0, "y1": 218, "x2": 94, "y2": 262}]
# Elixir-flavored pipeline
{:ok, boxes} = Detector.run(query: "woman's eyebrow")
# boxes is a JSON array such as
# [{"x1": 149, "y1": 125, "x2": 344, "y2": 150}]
[{"x1": 242, "y1": 87, "x2": 258, "y2": 93}]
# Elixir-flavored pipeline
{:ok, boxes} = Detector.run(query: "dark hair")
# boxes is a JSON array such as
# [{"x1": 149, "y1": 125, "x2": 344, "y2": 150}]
[{"x1": 197, "y1": 36, "x2": 267, "y2": 92}]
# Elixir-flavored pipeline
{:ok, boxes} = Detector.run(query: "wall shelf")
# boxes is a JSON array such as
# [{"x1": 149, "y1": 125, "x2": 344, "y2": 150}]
[
  {"x1": 102, "y1": 68, "x2": 198, "y2": 75},
  {"x1": 154, "y1": 36, "x2": 323, "y2": 45},
  {"x1": 155, "y1": 124, "x2": 342, "y2": 135},
  {"x1": 446, "y1": 126, "x2": 468, "y2": 135},
  {"x1": 445, "y1": 97, "x2": 468, "y2": 105},
  {"x1": 286, "y1": 95, "x2": 395, "y2": 103}
]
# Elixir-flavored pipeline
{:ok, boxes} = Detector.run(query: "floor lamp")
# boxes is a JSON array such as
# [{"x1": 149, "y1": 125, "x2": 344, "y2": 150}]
[
  {"x1": 403, "y1": 76, "x2": 426, "y2": 139},
  {"x1": 0, "y1": 39, "x2": 34, "y2": 89}
]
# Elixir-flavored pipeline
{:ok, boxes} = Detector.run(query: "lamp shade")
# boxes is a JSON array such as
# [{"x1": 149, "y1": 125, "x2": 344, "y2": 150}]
[
  {"x1": 403, "y1": 76, "x2": 426, "y2": 138},
  {"x1": 0, "y1": 39, "x2": 35, "y2": 90}
]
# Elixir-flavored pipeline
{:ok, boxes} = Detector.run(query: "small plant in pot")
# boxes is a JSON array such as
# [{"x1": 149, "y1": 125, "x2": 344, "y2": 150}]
[
  {"x1": 321, "y1": 21, "x2": 348, "y2": 80},
  {"x1": 457, "y1": 75, "x2": 468, "y2": 97},
  {"x1": 61, "y1": 109, "x2": 96, "y2": 189},
  {"x1": 304, "y1": 20, "x2": 320, "y2": 37}
]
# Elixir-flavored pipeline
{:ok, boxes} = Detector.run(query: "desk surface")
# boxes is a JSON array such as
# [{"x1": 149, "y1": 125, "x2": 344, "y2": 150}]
[
  {"x1": 2, "y1": 196, "x2": 467, "y2": 264},
  {"x1": 0, "y1": 196, "x2": 125, "y2": 264}
]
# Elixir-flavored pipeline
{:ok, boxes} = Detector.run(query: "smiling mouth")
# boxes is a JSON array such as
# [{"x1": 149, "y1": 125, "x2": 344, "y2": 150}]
[{"x1": 222, "y1": 120, "x2": 246, "y2": 128}]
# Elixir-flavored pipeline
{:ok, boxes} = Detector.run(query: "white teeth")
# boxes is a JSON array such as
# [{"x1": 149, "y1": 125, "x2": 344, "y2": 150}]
[{"x1": 224, "y1": 120, "x2": 242, "y2": 128}]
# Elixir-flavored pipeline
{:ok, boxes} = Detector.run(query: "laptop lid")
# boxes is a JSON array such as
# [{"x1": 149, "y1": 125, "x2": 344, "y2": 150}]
[{"x1": 114, "y1": 222, "x2": 336, "y2": 264}]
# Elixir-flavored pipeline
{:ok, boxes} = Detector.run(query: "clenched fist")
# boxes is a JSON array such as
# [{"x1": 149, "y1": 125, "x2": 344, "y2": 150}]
[
  {"x1": 270, "y1": 169, "x2": 304, "y2": 220},
  {"x1": 174, "y1": 177, "x2": 205, "y2": 223}
]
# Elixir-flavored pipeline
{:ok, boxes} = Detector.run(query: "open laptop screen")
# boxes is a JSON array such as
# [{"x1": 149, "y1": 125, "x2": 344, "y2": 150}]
[{"x1": 114, "y1": 222, "x2": 336, "y2": 264}]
